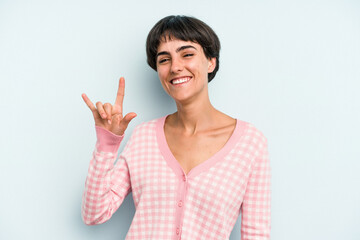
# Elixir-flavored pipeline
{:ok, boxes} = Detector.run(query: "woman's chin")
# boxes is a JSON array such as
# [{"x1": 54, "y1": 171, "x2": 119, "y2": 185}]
[{"x1": 171, "y1": 93, "x2": 200, "y2": 105}]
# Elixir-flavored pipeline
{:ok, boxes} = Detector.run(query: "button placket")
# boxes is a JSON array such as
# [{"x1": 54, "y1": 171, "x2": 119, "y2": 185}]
[{"x1": 174, "y1": 173, "x2": 187, "y2": 238}]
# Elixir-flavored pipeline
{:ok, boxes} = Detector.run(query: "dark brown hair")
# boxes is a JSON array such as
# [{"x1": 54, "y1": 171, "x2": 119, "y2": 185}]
[{"x1": 146, "y1": 15, "x2": 221, "y2": 82}]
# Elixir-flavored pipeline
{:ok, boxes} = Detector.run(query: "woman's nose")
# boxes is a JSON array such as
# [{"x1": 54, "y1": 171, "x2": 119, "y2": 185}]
[{"x1": 170, "y1": 57, "x2": 184, "y2": 73}]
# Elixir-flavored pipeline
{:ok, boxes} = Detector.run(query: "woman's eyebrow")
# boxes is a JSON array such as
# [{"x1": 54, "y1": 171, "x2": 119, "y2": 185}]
[
  {"x1": 156, "y1": 45, "x2": 197, "y2": 58},
  {"x1": 156, "y1": 51, "x2": 169, "y2": 58},
  {"x1": 176, "y1": 45, "x2": 197, "y2": 52}
]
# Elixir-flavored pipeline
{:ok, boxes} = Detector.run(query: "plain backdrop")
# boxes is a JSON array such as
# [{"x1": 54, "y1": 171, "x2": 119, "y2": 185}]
[{"x1": 1, "y1": 0, "x2": 359, "y2": 239}]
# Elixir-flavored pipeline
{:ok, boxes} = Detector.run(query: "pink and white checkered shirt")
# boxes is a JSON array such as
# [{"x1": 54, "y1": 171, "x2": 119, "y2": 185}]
[{"x1": 82, "y1": 115, "x2": 271, "y2": 239}]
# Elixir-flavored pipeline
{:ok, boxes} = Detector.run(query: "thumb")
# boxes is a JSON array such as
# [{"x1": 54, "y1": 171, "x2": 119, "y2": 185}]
[{"x1": 119, "y1": 112, "x2": 137, "y2": 134}]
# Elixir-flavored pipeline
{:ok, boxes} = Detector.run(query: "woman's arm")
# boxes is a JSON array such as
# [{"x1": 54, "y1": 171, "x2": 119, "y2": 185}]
[
  {"x1": 81, "y1": 77, "x2": 136, "y2": 225},
  {"x1": 81, "y1": 126, "x2": 132, "y2": 225},
  {"x1": 241, "y1": 139, "x2": 271, "y2": 239}
]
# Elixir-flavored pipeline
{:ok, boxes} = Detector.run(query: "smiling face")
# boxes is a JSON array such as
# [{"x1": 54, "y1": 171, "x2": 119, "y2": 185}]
[{"x1": 156, "y1": 38, "x2": 216, "y2": 104}]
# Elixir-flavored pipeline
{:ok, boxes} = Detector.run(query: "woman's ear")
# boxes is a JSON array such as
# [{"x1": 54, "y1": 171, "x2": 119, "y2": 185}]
[{"x1": 208, "y1": 57, "x2": 216, "y2": 73}]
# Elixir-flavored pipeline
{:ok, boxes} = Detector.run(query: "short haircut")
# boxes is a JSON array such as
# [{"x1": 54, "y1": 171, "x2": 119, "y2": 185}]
[{"x1": 146, "y1": 15, "x2": 221, "y2": 82}]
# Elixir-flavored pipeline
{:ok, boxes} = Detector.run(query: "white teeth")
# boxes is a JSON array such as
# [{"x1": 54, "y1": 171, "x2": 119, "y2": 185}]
[{"x1": 172, "y1": 77, "x2": 190, "y2": 85}]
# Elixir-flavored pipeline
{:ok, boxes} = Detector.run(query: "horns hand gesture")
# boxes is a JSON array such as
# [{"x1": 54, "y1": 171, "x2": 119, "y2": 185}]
[{"x1": 82, "y1": 77, "x2": 137, "y2": 136}]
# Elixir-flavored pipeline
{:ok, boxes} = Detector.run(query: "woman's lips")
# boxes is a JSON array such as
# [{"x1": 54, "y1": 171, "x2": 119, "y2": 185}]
[{"x1": 171, "y1": 77, "x2": 192, "y2": 85}]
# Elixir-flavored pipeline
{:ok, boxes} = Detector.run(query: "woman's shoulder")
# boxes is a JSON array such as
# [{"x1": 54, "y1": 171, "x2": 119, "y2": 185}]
[
  {"x1": 236, "y1": 118, "x2": 268, "y2": 146},
  {"x1": 131, "y1": 115, "x2": 166, "y2": 136}
]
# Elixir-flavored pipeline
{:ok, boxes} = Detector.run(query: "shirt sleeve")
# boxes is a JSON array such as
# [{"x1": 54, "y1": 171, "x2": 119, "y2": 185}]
[
  {"x1": 81, "y1": 126, "x2": 132, "y2": 225},
  {"x1": 240, "y1": 138, "x2": 271, "y2": 239}
]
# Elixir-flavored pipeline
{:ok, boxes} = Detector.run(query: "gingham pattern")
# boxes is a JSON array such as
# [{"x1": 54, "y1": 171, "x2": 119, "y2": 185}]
[{"x1": 82, "y1": 116, "x2": 271, "y2": 240}]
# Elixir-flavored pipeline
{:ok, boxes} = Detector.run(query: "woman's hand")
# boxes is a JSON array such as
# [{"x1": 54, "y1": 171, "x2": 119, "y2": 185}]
[{"x1": 82, "y1": 77, "x2": 137, "y2": 136}]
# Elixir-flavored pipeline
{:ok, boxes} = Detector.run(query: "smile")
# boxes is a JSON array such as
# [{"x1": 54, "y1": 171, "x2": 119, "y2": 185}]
[{"x1": 171, "y1": 77, "x2": 192, "y2": 85}]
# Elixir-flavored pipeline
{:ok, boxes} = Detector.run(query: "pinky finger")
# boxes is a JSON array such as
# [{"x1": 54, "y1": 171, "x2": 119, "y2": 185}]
[
  {"x1": 82, "y1": 93, "x2": 96, "y2": 111},
  {"x1": 82, "y1": 93, "x2": 100, "y2": 119}
]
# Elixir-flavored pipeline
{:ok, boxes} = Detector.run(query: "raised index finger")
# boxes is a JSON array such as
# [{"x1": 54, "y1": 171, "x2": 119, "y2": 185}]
[{"x1": 114, "y1": 77, "x2": 125, "y2": 108}]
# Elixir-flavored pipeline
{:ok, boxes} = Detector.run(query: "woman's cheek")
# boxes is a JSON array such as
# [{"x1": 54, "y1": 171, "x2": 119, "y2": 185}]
[{"x1": 157, "y1": 72, "x2": 170, "y2": 94}]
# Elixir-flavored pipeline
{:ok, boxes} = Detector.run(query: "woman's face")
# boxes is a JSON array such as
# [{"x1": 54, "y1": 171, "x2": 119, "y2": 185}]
[{"x1": 156, "y1": 38, "x2": 216, "y2": 103}]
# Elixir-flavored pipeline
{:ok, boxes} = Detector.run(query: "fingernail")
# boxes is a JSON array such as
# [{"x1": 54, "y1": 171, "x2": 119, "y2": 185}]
[{"x1": 108, "y1": 120, "x2": 111, "y2": 124}]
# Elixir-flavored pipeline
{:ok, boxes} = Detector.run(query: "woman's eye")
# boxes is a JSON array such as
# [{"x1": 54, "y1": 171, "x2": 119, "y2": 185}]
[{"x1": 159, "y1": 58, "x2": 169, "y2": 64}]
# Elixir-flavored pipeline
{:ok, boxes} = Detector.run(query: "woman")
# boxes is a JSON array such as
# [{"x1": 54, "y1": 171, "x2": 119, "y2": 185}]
[{"x1": 81, "y1": 15, "x2": 271, "y2": 239}]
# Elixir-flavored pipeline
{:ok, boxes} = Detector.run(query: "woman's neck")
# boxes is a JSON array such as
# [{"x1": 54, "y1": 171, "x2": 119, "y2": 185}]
[{"x1": 169, "y1": 97, "x2": 221, "y2": 135}]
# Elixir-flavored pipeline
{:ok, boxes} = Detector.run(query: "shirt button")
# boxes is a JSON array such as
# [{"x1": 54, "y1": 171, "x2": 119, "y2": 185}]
[
  {"x1": 182, "y1": 175, "x2": 186, "y2": 181},
  {"x1": 176, "y1": 227, "x2": 180, "y2": 235},
  {"x1": 178, "y1": 200, "x2": 183, "y2": 207}
]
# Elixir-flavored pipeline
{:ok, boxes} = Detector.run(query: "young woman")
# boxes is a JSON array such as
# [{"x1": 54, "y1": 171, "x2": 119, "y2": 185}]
[{"x1": 81, "y1": 15, "x2": 271, "y2": 240}]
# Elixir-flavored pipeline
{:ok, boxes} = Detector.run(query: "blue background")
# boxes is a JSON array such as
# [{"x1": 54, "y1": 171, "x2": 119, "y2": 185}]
[{"x1": 0, "y1": 0, "x2": 359, "y2": 239}]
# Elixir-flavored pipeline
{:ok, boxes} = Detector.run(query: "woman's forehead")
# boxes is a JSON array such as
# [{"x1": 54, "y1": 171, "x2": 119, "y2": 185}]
[{"x1": 157, "y1": 38, "x2": 200, "y2": 52}]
